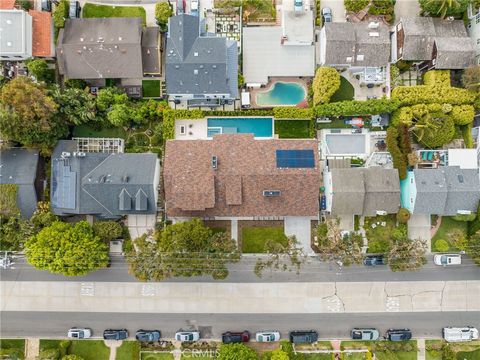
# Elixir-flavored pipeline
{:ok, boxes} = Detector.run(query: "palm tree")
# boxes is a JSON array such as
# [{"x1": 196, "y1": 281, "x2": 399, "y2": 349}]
[{"x1": 426, "y1": 0, "x2": 460, "y2": 18}]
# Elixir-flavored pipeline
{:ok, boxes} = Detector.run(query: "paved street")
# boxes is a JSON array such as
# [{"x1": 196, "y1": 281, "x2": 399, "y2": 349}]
[
  {"x1": 2, "y1": 255, "x2": 480, "y2": 283},
  {"x1": 2, "y1": 312, "x2": 479, "y2": 340}
]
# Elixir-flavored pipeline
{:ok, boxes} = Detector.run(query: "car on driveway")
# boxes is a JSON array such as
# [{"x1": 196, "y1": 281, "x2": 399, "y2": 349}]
[
  {"x1": 386, "y1": 329, "x2": 412, "y2": 341},
  {"x1": 256, "y1": 331, "x2": 281, "y2": 342},
  {"x1": 222, "y1": 331, "x2": 250, "y2": 344},
  {"x1": 363, "y1": 255, "x2": 386, "y2": 266},
  {"x1": 434, "y1": 254, "x2": 461, "y2": 266},
  {"x1": 322, "y1": 8, "x2": 332, "y2": 23},
  {"x1": 351, "y1": 328, "x2": 380, "y2": 340},
  {"x1": 175, "y1": 331, "x2": 200, "y2": 342},
  {"x1": 103, "y1": 329, "x2": 128, "y2": 340},
  {"x1": 136, "y1": 330, "x2": 161, "y2": 342},
  {"x1": 67, "y1": 328, "x2": 91, "y2": 339}
]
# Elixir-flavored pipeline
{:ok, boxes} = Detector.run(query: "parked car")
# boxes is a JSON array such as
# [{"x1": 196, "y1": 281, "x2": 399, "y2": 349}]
[
  {"x1": 136, "y1": 330, "x2": 161, "y2": 342},
  {"x1": 175, "y1": 331, "x2": 200, "y2": 342},
  {"x1": 434, "y1": 254, "x2": 461, "y2": 266},
  {"x1": 256, "y1": 331, "x2": 281, "y2": 342},
  {"x1": 69, "y1": 1, "x2": 81, "y2": 18},
  {"x1": 190, "y1": 0, "x2": 199, "y2": 15},
  {"x1": 363, "y1": 255, "x2": 386, "y2": 266},
  {"x1": 103, "y1": 329, "x2": 128, "y2": 340},
  {"x1": 443, "y1": 327, "x2": 479, "y2": 342},
  {"x1": 289, "y1": 330, "x2": 319, "y2": 344},
  {"x1": 322, "y1": 8, "x2": 332, "y2": 23},
  {"x1": 222, "y1": 331, "x2": 250, "y2": 344},
  {"x1": 67, "y1": 328, "x2": 91, "y2": 339},
  {"x1": 386, "y1": 329, "x2": 412, "y2": 341},
  {"x1": 294, "y1": 0, "x2": 303, "y2": 12},
  {"x1": 351, "y1": 328, "x2": 380, "y2": 341}
]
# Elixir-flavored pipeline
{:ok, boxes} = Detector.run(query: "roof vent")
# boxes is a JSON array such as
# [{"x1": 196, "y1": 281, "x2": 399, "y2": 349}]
[
  {"x1": 194, "y1": 52, "x2": 198, "y2": 56},
  {"x1": 346, "y1": 56, "x2": 352, "y2": 62},
  {"x1": 369, "y1": 32, "x2": 379, "y2": 37},
  {"x1": 194, "y1": 69, "x2": 198, "y2": 74},
  {"x1": 458, "y1": 175, "x2": 464, "y2": 183},
  {"x1": 212, "y1": 156, "x2": 218, "y2": 170},
  {"x1": 98, "y1": 37, "x2": 104, "y2": 43},
  {"x1": 6, "y1": 19, "x2": 12, "y2": 25},
  {"x1": 368, "y1": 22, "x2": 380, "y2": 29},
  {"x1": 6, "y1": 41, "x2": 12, "y2": 47},
  {"x1": 357, "y1": 54, "x2": 365, "y2": 61},
  {"x1": 212, "y1": 65, "x2": 217, "y2": 68},
  {"x1": 122, "y1": 175, "x2": 129, "y2": 183},
  {"x1": 263, "y1": 190, "x2": 281, "y2": 197},
  {"x1": 80, "y1": 37, "x2": 84, "y2": 42},
  {"x1": 118, "y1": 36, "x2": 123, "y2": 41}
]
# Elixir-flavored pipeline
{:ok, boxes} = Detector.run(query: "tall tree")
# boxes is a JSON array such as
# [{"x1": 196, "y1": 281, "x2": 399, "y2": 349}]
[
  {"x1": 25, "y1": 221, "x2": 109, "y2": 276},
  {"x1": 51, "y1": 86, "x2": 97, "y2": 125},
  {"x1": 155, "y1": 2, "x2": 173, "y2": 31},
  {"x1": 26, "y1": 59, "x2": 52, "y2": 83},
  {"x1": 419, "y1": 0, "x2": 469, "y2": 18}
]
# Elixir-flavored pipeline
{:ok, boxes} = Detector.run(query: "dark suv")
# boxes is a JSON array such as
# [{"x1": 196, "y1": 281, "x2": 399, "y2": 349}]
[
  {"x1": 103, "y1": 329, "x2": 128, "y2": 340},
  {"x1": 289, "y1": 331, "x2": 319, "y2": 344},
  {"x1": 363, "y1": 255, "x2": 386, "y2": 266},
  {"x1": 136, "y1": 330, "x2": 161, "y2": 342},
  {"x1": 221, "y1": 331, "x2": 250, "y2": 344},
  {"x1": 386, "y1": 329, "x2": 412, "y2": 341}
]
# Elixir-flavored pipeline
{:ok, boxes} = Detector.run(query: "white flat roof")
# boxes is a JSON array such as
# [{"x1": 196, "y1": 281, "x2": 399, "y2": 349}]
[{"x1": 448, "y1": 149, "x2": 479, "y2": 169}]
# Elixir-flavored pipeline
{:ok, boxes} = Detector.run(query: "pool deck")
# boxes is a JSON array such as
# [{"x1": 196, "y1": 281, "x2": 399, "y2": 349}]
[{"x1": 248, "y1": 77, "x2": 309, "y2": 108}]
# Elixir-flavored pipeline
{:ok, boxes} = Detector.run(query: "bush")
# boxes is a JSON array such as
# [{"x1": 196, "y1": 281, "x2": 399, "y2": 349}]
[
  {"x1": 434, "y1": 239, "x2": 449, "y2": 252},
  {"x1": 392, "y1": 85, "x2": 477, "y2": 106},
  {"x1": 423, "y1": 70, "x2": 450, "y2": 87},
  {"x1": 53, "y1": 0, "x2": 69, "y2": 29},
  {"x1": 450, "y1": 105, "x2": 475, "y2": 125},
  {"x1": 397, "y1": 208, "x2": 411, "y2": 224},
  {"x1": 315, "y1": 98, "x2": 400, "y2": 117},
  {"x1": 386, "y1": 127, "x2": 408, "y2": 180},
  {"x1": 38, "y1": 348, "x2": 60, "y2": 360},
  {"x1": 453, "y1": 213, "x2": 476, "y2": 222},
  {"x1": 155, "y1": 2, "x2": 173, "y2": 30},
  {"x1": 462, "y1": 123, "x2": 474, "y2": 148},
  {"x1": 344, "y1": 0, "x2": 369, "y2": 12},
  {"x1": 273, "y1": 107, "x2": 313, "y2": 119},
  {"x1": 312, "y1": 67, "x2": 341, "y2": 105},
  {"x1": 93, "y1": 221, "x2": 123, "y2": 242},
  {"x1": 414, "y1": 114, "x2": 455, "y2": 148}
]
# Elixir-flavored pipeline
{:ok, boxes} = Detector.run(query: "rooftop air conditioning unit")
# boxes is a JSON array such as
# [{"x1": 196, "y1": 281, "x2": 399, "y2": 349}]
[
  {"x1": 376, "y1": 210, "x2": 387, "y2": 216},
  {"x1": 263, "y1": 190, "x2": 281, "y2": 197}
]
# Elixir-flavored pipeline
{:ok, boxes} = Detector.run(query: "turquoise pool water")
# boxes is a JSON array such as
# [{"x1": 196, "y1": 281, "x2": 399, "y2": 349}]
[
  {"x1": 256, "y1": 82, "x2": 306, "y2": 106},
  {"x1": 207, "y1": 117, "x2": 273, "y2": 138},
  {"x1": 400, "y1": 171, "x2": 415, "y2": 213}
]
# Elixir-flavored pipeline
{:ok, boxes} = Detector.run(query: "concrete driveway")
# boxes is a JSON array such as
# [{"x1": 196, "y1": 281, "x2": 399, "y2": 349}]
[
  {"x1": 408, "y1": 214, "x2": 432, "y2": 251},
  {"x1": 284, "y1": 216, "x2": 314, "y2": 255},
  {"x1": 395, "y1": 0, "x2": 421, "y2": 20},
  {"x1": 320, "y1": 0, "x2": 346, "y2": 23}
]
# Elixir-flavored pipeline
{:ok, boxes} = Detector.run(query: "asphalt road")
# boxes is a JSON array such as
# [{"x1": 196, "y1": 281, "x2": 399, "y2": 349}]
[
  {"x1": 2, "y1": 312, "x2": 479, "y2": 340},
  {"x1": 2, "y1": 255, "x2": 480, "y2": 283}
]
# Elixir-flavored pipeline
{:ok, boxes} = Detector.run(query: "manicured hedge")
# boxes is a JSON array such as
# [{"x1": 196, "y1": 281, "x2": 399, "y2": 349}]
[
  {"x1": 450, "y1": 105, "x2": 475, "y2": 125},
  {"x1": 391, "y1": 85, "x2": 477, "y2": 106},
  {"x1": 462, "y1": 122, "x2": 474, "y2": 149},
  {"x1": 315, "y1": 98, "x2": 400, "y2": 117},
  {"x1": 415, "y1": 114, "x2": 455, "y2": 148},
  {"x1": 273, "y1": 107, "x2": 313, "y2": 119},
  {"x1": 423, "y1": 70, "x2": 450, "y2": 87},
  {"x1": 386, "y1": 127, "x2": 407, "y2": 180},
  {"x1": 312, "y1": 67, "x2": 341, "y2": 105}
]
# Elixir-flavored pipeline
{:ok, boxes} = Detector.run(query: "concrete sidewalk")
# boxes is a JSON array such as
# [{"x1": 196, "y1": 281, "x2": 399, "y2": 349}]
[{"x1": 2, "y1": 281, "x2": 479, "y2": 314}]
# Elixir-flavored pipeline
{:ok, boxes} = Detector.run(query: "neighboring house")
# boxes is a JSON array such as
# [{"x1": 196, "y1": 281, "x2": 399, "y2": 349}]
[
  {"x1": 467, "y1": 3, "x2": 480, "y2": 64},
  {"x1": 242, "y1": 6, "x2": 315, "y2": 86},
  {"x1": 392, "y1": 17, "x2": 476, "y2": 69},
  {"x1": 57, "y1": 18, "x2": 160, "y2": 82},
  {"x1": 50, "y1": 140, "x2": 160, "y2": 220},
  {"x1": 165, "y1": 14, "x2": 238, "y2": 108},
  {"x1": 29, "y1": 10, "x2": 54, "y2": 58},
  {"x1": 319, "y1": 21, "x2": 390, "y2": 85},
  {"x1": 324, "y1": 167, "x2": 401, "y2": 216},
  {"x1": 0, "y1": 148, "x2": 40, "y2": 218},
  {"x1": 401, "y1": 167, "x2": 480, "y2": 216},
  {"x1": 319, "y1": 129, "x2": 371, "y2": 160}
]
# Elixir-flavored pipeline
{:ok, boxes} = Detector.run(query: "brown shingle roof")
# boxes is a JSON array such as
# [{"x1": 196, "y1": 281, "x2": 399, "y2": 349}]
[
  {"x1": 29, "y1": 10, "x2": 53, "y2": 57},
  {"x1": 0, "y1": 0, "x2": 15, "y2": 9},
  {"x1": 164, "y1": 134, "x2": 320, "y2": 218}
]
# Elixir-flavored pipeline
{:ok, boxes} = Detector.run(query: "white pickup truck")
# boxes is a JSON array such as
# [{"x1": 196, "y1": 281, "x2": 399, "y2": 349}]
[{"x1": 443, "y1": 327, "x2": 479, "y2": 342}]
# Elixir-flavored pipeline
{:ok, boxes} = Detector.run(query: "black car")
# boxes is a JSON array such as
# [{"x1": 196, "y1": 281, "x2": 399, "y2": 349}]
[
  {"x1": 363, "y1": 255, "x2": 386, "y2": 266},
  {"x1": 103, "y1": 329, "x2": 128, "y2": 340},
  {"x1": 386, "y1": 329, "x2": 412, "y2": 341},
  {"x1": 289, "y1": 330, "x2": 319, "y2": 344},
  {"x1": 136, "y1": 330, "x2": 161, "y2": 342},
  {"x1": 222, "y1": 331, "x2": 250, "y2": 344}
]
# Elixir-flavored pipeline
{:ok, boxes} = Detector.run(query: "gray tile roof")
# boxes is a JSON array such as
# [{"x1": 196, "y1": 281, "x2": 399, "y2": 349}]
[
  {"x1": 330, "y1": 167, "x2": 400, "y2": 215},
  {"x1": 323, "y1": 22, "x2": 390, "y2": 67},
  {"x1": 142, "y1": 27, "x2": 161, "y2": 74},
  {"x1": 0, "y1": 148, "x2": 39, "y2": 218},
  {"x1": 166, "y1": 14, "x2": 238, "y2": 98},
  {"x1": 413, "y1": 167, "x2": 480, "y2": 215},
  {"x1": 51, "y1": 140, "x2": 158, "y2": 219},
  {"x1": 57, "y1": 18, "x2": 144, "y2": 79},
  {"x1": 434, "y1": 37, "x2": 476, "y2": 69}
]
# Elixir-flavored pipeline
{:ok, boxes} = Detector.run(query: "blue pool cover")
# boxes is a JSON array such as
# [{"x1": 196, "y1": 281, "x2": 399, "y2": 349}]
[{"x1": 276, "y1": 150, "x2": 315, "y2": 168}]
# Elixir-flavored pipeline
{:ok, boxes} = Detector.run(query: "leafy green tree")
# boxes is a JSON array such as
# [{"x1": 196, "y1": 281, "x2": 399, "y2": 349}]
[
  {"x1": 26, "y1": 59, "x2": 51, "y2": 83},
  {"x1": 51, "y1": 87, "x2": 97, "y2": 125},
  {"x1": 388, "y1": 235, "x2": 427, "y2": 272},
  {"x1": 25, "y1": 221, "x2": 109, "y2": 276},
  {"x1": 468, "y1": 231, "x2": 480, "y2": 266},
  {"x1": 127, "y1": 219, "x2": 239, "y2": 281},
  {"x1": 107, "y1": 103, "x2": 131, "y2": 127},
  {"x1": 312, "y1": 67, "x2": 341, "y2": 105},
  {"x1": 155, "y1": 2, "x2": 173, "y2": 31},
  {"x1": 344, "y1": 0, "x2": 370, "y2": 12},
  {"x1": 96, "y1": 87, "x2": 129, "y2": 112},
  {"x1": 0, "y1": 216, "x2": 33, "y2": 251},
  {"x1": 0, "y1": 77, "x2": 67, "y2": 151},
  {"x1": 93, "y1": 221, "x2": 123, "y2": 242},
  {"x1": 65, "y1": 79, "x2": 87, "y2": 90},
  {"x1": 53, "y1": 0, "x2": 69, "y2": 28},
  {"x1": 62, "y1": 355, "x2": 85, "y2": 360},
  {"x1": 217, "y1": 343, "x2": 258, "y2": 360},
  {"x1": 30, "y1": 201, "x2": 59, "y2": 232},
  {"x1": 420, "y1": 0, "x2": 469, "y2": 18},
  {"x1": 15, "y1": 0, "x2": 33, "y2": 10}
]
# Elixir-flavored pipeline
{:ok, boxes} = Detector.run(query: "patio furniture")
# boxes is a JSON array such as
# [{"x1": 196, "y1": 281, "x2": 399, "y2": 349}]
[
  {"x1": 371, "y1": 224, "x2": 377, "y2": 229},
  {"x1": 381, "y1": 222, "x2": 386, "y2": 227}
]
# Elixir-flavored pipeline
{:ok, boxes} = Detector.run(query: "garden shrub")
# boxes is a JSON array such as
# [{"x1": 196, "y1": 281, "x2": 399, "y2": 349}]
[
  {"x1": 450, "y1": 105, "x2": 475, "y2": 125},
  {"x1": 462, "y1": 123, "x2": 474, "y2": 148},
  {"x1": 453, "y1": 213, "x2": 476, "y2": 222},
  {"x1": 434, "y1": 239, "x2": 449, "y2": 252},
  {"x1": 414, "y1": 114, "x2": 455, "y2": 148},
  {"x1": 53, "y1": 0, "x2": 69, "y2": 29},
  {"x1": 386, "y1": 127, "x2": 408, "y2": 180},
  {"x1": 467, "y1": 201, "x2": 480, "y2": 236},
  {"x1": 397, "y1": 208, "x2": 411, "y2": 224},
  {"x1": 312, "y1": 67, "x2": 341, "y2": 105},
  {"x1": 273, "y1": 107, "x2": 313, "y2": 119},
  {"x1": 315, "y1": 98, "x2": 400, "y2": 117},
  {"x1": 423, "y1": 70, "x2": 450, "y2": 87},
  {"x1": 344, "y1": 0, "x2": 369, "y2": 12},
  {"x1": 392, "y1": 85, "x2": 477, "y2": 106}
]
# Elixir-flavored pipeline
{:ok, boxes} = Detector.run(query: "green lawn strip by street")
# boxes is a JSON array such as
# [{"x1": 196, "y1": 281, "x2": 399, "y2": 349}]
[
  {"x1": 330, "y1": 76, "x2": 355, "y2": 102},
  {"x1": 142, "y1": 80, "x2": 161, "y2": 98},
  {"x1": 303, "y1": 354, "x2": 334, "y2": 359},
  {"x1": 275, "y1": 119, "x2": 311, "y2": 138},
  {"x1": 141, "y1": 353, "x2": 174, "y2": 360},
  {"x1": 0, "y1": 339, "x2": 25, "y2": 359},
  {"x1": 73, "y1": 124, "x2": 127, "y2": 139},
  {"x1": 457, "y1": 348, "x2": 480, "y2": 359},
  {"x1": 40, "y1": 339, "x2": 110, "y2": 360},
  {"x1": 431, "y1": 216, "x2": 468, "y2": 252},
  {"x1": 242, "y1": 227, "x2": 288, "y2": 253},
  {"x1": 116, "y1": 341, "x2": 140, "y2": 360},
  {"x1": 425, "y1": 340, "x2": 442, "y2": 360},
  {"x1": 83, "y1": 3, "x2": 147, "y2": 26}
]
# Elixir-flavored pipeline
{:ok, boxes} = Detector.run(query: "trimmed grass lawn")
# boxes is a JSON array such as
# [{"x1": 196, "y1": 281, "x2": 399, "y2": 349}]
[
  {"x1": 303, "y1": 354, "x2": 334, "y2": 359},
  {"x1": 431, "y1": 216, "x2": 468, "y2": 252},
  {"x1": 457, "y1": 348, "x2": 480, "y2": 359},
  {"x1": 364, "y1": 215, "x2": 397, "y2": 253},
  {"x1": 331, "y1": 76, "x2": 355, "y2": 102},
  {"x1": 275, "y1": 120, "x2": 311, "y2": 138},
  {"x1": 141, "y1": 353, "x2": 174, "y2": 360},
  {"x1": 142, "y1": 80, "x2": 161, "y2": 98},
  {"x1": 316, "y1": 118, "x2": 350, "y2": 129},
  {"x1": 0, "y1": 339, "x2": 25, "y2": 359},
  {"x1": 40, "y1": 339, "x2": 110, "y2": 360},
  {"x1": 73, "y1": 124, "x2": 127, "y2": 139},
  {"x1": 116, "y1": 341, "x2": 140, "y2": 360},
  {"x1": 242, "y1": 227, "x2": 288, "y2": 253},
  {"x1": 83, "y1": 3, "x2": 147, "y2": 26}
]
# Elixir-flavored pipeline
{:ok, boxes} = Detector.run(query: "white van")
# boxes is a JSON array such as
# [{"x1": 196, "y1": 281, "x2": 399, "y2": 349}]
[
  {"x1": 434, "y1": 254, "x2": 461, "y2": 266},
  {"x1": 443, "y1": 327, "x2": 479, "y2": 342}
]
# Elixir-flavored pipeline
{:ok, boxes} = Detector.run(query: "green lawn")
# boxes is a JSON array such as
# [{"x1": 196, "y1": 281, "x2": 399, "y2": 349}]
[
  {"x1": 242, "y1": 227, "x2": 288, "y2": 253},
  {"x1": 275, "y1": 120, "x2": 311, "y2": 138},
  {"x1": 73, "y1": 124, "x2": 127, "y2": 139},
  {"x1": 141, "y1": 353, "x2": 174, "y2": 360},
  {"x1": 303, "y1": 354, "x2": 334, "y2": 359},
  {"x1": 116, "y1": 341, "x2": 140, "y2": 360},
  {"x1": 0, "y1": 339, "x2": 25, "y2": 360},
  {"x1": 83, "y1": 3, "x2": 147, "y2": 26},
  {"x1": 431, "y1": 216, "x2": 468, "y2": 252},
  {"x1": 330, "y1": 76, "x2": 355, "y2": 102},
  {"x1": 40, "y1": 340, "x2": 110, "y2": 360},
  {"x1": 316, "y1": 118, "x2": 350, "y2": 129},
  {"x1": 142, "y1": 80, "x2": 161, "y2": 98},
  {"x1": 457, "y1": 348, "x2": 480, "y2": 359},
  {"x1": 341, "y1": 341, "x2": 372, "y2": 350},
  {"x1": 364, "y1": 215, "x2": 397, "y2": 253}
]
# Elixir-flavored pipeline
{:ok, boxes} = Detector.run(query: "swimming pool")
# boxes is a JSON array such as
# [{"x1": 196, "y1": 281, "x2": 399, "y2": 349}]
[
  {"x1": 256, "y1": 82, "x2": 306, "y2": 106},
  {"x1": 207, "y1": 117, "x2": 273, "y2": 138}
]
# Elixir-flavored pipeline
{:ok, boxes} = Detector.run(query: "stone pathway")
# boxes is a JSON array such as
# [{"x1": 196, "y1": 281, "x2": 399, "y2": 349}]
[
  {"x1": 25, "y1": 338, "x2": 40, "y2": 360},
  {"x1": 417, "y1": 338, "x2": 426, "y2": 360},
  {"x1": 104, "y1": 340, "x2": 122, "y2": 360}
]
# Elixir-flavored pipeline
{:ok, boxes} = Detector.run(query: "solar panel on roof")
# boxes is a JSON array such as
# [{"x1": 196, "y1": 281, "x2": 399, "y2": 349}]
[
  {"x1": 51, "y1": 159, "x2": 76, "y2": 209},
  {"x1": 276, "y1": 150, "x2": 315, "y2": 168}
]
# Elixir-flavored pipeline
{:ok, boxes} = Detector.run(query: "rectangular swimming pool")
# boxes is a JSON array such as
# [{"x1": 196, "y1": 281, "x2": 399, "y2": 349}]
[{"x1": 207, "y1": 117, "x2": 273, "y2": 138}]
